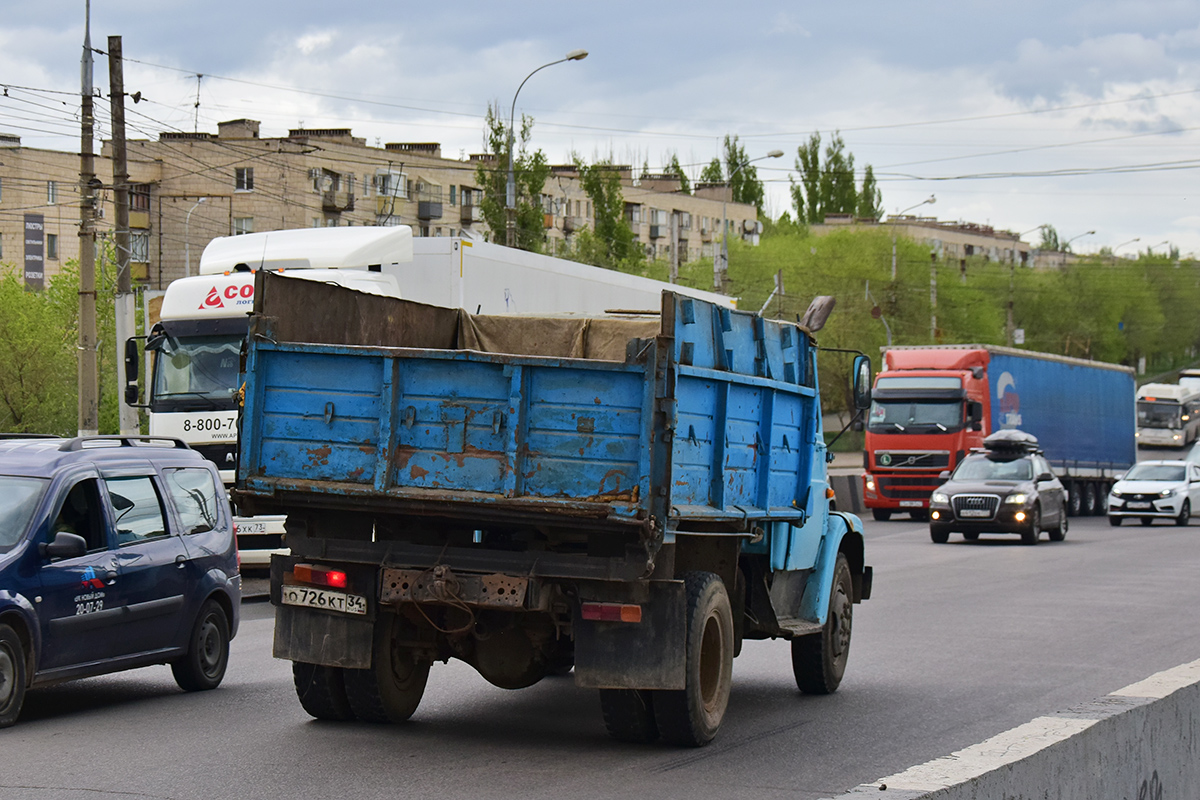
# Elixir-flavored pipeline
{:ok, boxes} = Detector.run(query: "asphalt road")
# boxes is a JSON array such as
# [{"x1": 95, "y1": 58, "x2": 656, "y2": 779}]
[{"x1": 2, "y1": 513, "x2": 1199, "y2": 800}]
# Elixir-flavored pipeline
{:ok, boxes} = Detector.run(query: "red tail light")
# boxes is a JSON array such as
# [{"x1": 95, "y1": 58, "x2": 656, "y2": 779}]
[
  {"x1": 292, "y1": 563, "x2": 348, "y2": 589},
  {"x1": 581, "y1": 602, "x2": 642, "y2": 623}
]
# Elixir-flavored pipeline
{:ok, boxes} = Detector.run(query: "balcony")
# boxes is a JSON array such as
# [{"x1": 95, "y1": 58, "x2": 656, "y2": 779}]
[
  {"x1": 417, "y1": 201, "x2": 443, "y2": 220},
  {"x1": 564, "y1": 216, "x2": 585, "y2": 233},
  {"x1": 460, "y1": 204, "x2": 480, "y2": 224},
  {"x1": 649, "y1": 225, "x2": 664, "y2": 239},
  {"x1": 322, "y1": 190, "x2": 355, "y2": 213}
]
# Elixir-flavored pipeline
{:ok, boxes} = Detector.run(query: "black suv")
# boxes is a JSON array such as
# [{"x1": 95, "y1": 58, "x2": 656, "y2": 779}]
[
  {"x1": 0, "y1": 436, "x2": 241, "y2": 728},
  {"x1": 928, "y1": 430, "x2": 1068, "y2": 545}
]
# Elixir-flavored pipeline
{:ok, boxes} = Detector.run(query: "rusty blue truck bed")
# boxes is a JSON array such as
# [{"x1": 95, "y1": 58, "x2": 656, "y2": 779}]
[{"x1": 235, "y1": 274, "x2": 828, "y2": 539}]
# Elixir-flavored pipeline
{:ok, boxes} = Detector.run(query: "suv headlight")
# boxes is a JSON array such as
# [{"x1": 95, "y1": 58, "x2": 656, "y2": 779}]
[
  {"x1": 1003, "y1": 493, "x2": 1029, "y2": 505},
  {"x1": 931, "y1": 491, "x2": 949, "y2": 504},
  {"x1": 1159, "y1": 488, "x2": 1178, "y2": 498}
]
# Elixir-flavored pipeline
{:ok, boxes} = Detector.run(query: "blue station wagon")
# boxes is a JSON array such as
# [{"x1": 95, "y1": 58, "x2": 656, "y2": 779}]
[{"x1": 0, "y1": 436, "x2": 241, "y2": 727}]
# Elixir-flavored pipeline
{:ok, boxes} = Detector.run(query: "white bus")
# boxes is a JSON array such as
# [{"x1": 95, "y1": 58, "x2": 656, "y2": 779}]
[{"x1": 1136, "y1": 382, "x2": 1200, "y2": 447}]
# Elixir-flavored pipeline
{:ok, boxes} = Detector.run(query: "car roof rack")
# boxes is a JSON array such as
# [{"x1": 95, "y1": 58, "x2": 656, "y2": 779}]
[{"x1": 58, "y1": 435, "x2": 192, "y2": 452}]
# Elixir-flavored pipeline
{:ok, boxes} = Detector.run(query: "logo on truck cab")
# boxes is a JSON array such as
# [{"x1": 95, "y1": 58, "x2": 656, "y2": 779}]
[{"x1": 200, "y1": 282, "x2": 254, "y2": 310}]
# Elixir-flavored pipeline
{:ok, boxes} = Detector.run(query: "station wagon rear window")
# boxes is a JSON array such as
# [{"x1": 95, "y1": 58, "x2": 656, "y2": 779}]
[{"x1": 0, "y1": 477, "x2": 49, "y2": 551}]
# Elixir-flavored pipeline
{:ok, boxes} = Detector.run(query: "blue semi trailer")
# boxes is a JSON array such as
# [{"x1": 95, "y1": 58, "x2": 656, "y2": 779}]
[{"x1": 234, "y1": 273, "x2": 873, "y2": 746}]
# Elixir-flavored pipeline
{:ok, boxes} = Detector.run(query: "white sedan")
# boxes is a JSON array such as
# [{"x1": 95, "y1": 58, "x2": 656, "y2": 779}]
[{"x1": 1107, "y1": 460, "x2": 1200, "y2": 526}]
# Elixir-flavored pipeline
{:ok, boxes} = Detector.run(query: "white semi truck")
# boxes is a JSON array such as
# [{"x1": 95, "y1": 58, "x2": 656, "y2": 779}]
[{"x1": 126, "y1": 226, "x2": 733, "y2": 565}]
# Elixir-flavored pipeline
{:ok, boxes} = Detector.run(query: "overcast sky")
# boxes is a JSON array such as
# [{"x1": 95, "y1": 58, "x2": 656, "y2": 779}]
[{"x1": 5, "y1": 1, "x2": 1200, "y2": 255}]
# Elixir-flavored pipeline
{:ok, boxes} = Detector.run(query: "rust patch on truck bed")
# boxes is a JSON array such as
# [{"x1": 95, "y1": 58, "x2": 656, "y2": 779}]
[{"x1": 304, "y1": 445, "x2": 331, "y2": 468}]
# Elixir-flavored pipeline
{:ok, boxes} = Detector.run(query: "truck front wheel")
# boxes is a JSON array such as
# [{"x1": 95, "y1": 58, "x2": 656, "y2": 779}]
[
  {"x1": 343, "y1": 613, "x2": 430, "y2": 723},
  {"x1": 871, "y1": 509, "x2": 892, "y2": 522},
  {"x1": 293, "y1": 662, "x2": 355, "y2": 721},
  {"x1": 791, "y1": 554, "x2": 853, "y2": 695},
  {"x1": 653, "y1": 571, "x2": 733, "y2": 747}
]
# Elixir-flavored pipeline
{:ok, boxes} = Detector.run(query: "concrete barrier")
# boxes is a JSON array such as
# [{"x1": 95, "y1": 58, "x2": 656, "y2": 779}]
[{"x1": 826, "y1": 658, "x2": 1200, "y2": 799}]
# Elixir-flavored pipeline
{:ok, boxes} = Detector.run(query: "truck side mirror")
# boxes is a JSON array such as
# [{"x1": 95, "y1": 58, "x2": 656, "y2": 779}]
[
  {"x1": 124, "y1": 338, "x2": 139, "y2": 381},
  {"x1": 966, "y1": 401, "x2": 983, "y2": 431},
  {"x1": 851, "y1": 355, "x2": 872, "y2": 410},
  {"x1": 123, "y1": 338, "x2": 140, "y2": 407}
]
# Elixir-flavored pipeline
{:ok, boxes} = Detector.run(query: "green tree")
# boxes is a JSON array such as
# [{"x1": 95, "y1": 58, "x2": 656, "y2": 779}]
[
  {"x1": 723, "y1": 135, "x2": 766, "y2": 209},
  {"x1": 856, "y1": 164, "x2": 883, "y2": 219},
  {"x1": 1037, "y1": 225, "x2": 1061, "y2": 251},
  {"x1": 0, "y1": 261, "x2": 118, "y2": 436},
  {"x1": 475, "y1": 103, "x2": 551, "y2": 251},
  {"x1": 566, "y1": 159, "x2": 643, "y2": 270},
  {"x1": 699, "y1": 157, "x2": 724, "y2": 185},
  {"x1": 666, "y1": 153, "x2": 691, "y2": 195},
  {"x1": 789, "y1": 131, "x2": 882, "y2": 224}
]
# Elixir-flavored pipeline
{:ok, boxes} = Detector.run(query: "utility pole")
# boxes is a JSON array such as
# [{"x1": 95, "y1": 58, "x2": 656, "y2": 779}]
[
  {"x1": 109, "y1": 35, "x2": 138, "y2": 434},
  {"x1": 930, "y1": 251, "x2": 938, "y2": 343},
  {"x1": 77, "y1": 1, "x2": 99, "y2": 436}
]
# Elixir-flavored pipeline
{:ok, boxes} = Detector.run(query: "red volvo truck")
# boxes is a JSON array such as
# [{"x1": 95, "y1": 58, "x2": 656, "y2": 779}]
[{"x1": 861, "y1": 345, "x2": 1135, "y2": 521}]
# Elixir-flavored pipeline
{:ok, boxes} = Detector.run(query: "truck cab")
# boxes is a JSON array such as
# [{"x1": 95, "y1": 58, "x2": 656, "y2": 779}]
[{"x1": 862, "y1": 348, "x2": 989, "y2": 520}]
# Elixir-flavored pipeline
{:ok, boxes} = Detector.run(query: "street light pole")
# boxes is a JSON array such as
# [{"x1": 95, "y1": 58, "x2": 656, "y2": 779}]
[
  {"x1": 1063, "y1": 229, "x2": 1096, "y2": 253},
  {"x1": 506, "y1": 49, "x2": 587, "y2": 249},
  {"x1": 185, "y1": 197, "x2": 207, "y2": 277},
  {"x1": 715, "y1": 149, "x2": 783, "y2": 292},
  {"x1": 888, "y1": 195, "x2": 936, "y2": 280}
]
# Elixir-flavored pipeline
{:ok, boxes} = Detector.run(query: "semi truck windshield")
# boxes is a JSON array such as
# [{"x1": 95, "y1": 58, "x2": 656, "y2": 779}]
[
  {"x1": 151, "y1": 334, "x2": 242, "y2": 412},
  {"x1": 868, "y1": 399, "x2": 963, "y2": 433}
]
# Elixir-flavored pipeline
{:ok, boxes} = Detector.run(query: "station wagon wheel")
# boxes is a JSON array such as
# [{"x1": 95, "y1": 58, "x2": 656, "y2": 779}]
[
  {"x1": 1141, "y1": 517, "x2": 1154, "y2": 526},
  {"x1": 1176, "y1": 500, "x2": 1190, "y2": 527},
  {"x1": 0, "y1": 624, "x2": 27, "y2": 728},
  {"x1": 791, "y1": 554, "x2": 853, "y2": 695},
  {"x1": 962, "y1": 532, "x2": 979, "y2": 542},
  {"x1": 653, "y1": 571, "x2": 733, "y2": 746},
  {"x1": 1021, "y1": 506, "x2": 1041, "y2": 545},
  {"x1": 1049, "y1": 512, "x2": 1067, "y2": 542},
  {"x1": 172, "y1": 599, "x2": 230, "y2": 692},
  {"x1": 1109, "y1": 515, "x2": 1123, "y2": 526}
]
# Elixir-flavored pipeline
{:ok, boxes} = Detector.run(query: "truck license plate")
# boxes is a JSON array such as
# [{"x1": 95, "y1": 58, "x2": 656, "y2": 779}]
[
  {"x1": 281, "y1": 585, "x2": 367, "y2": 615},
  {"x1": 1126, "y1": 501, "x2": 1152, "y2": 510},
  {"x1": 959, "y1": 509, "x2": 990, "y2": 518},
  {"x1": 899, "y1": 500, "x2": 923, "y2": 508}
]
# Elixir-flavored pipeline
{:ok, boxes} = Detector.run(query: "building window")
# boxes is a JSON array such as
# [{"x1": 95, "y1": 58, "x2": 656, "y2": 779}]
[
  {"x1": 131, "y1": 183, "x2": 151, "y2": 211},
  {"x1": 46, "y1": 233, "x2": 58, "y2": 260},
  {"x1": 449, "y1": 185, "x2": 457, "y2": 206},
  {"x1": 233, "y1": 217, "x2": 254, "y2": 236},
  {"x1": 375, "y1": 170, "x2": 408, "y2": 198},
  {"x1": 311, "y1": 217, "x2": 321, "y2": 228},
  {"x1": 235, "y1": 168, "x2": 254, "y2": 191},
  {"x1": 47, "y1": 181, "x2": 58, "y2": 205},
  {"x1": 130, "y1": 231, "x2": 149, "y2": 262}
]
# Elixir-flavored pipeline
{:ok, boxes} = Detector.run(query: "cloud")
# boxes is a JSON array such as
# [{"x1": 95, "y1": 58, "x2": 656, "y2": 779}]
[
  {"x1": 995, "y1": 33, "x2": 1179, "y2": 100},
  {"x1": 769, "y1": 13, "x2": 811, "y2": 38}
]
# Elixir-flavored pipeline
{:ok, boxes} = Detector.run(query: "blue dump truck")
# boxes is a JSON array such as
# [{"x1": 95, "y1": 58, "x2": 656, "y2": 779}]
[{"x1": 234, "y1": 273, "x2": 873, "y2": 746}]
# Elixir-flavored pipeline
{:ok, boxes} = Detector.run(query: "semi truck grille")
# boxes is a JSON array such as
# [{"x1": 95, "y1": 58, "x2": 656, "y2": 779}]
[
  {"x1": 952, "y1": 494, "x2": 1000, "y2": 520},
  {"x1": 877, "y1": 476, "x2": 940, "y2": 500},
  {"x1": 193, "y1": 443, "x2": 238, "y2": 471},
  {"x1": 874, "y1": 451, "x2": 950, "y2": 469}
]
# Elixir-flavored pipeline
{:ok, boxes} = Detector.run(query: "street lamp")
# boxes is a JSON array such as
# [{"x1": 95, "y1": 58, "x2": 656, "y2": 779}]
[
  {"x1": 715, "y1": 149, "x2": 784, "y2": 291},
  {"x1": 1113, "y1": 237, "x2": 1140, "y2": 255},
  {"x1": 506, "y1": 49, "x2": 588, "y2": 248},
  {"x1": 185, "y1": 197, "x2": 207, "y2": 277},
  {"x1": 888, "y1": 195, "x2": 936, "y2": 280},
  {"x1": 1147, "y1": 240, "x2": 1170, "y2": 255},
  {"x1": 1063, "y1": 230, "x2": 1095, "y2": 252}
]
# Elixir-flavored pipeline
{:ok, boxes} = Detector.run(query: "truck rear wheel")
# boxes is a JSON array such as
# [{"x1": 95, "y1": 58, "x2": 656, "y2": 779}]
[
  {"x1": 292, "y1": 662, "x2": 355, "y2": 721},
  {"x1": 653, "y1": 571, "x2": 733, "y2": 747},
  {"x1": 343, "y1": 613, "x2": 430, "y2": 723},
  {"x1": 1082, "y1": 483, "x2": 1098, "y2": 516},
  {"x1": 600, "y1": 689, "x2": 659, "y2": 743},
  {"x1": 791, "y1": 553, "x2": 853, "y2": 695}
]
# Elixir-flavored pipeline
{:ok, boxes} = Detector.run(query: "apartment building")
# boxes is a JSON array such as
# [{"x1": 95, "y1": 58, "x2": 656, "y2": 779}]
[
  {"x1": 814, "y1": 213, "x2": 1037, "y2": 266},
  {"x1": 0, "y1": 120, "x2": 762, "y2": 290}
]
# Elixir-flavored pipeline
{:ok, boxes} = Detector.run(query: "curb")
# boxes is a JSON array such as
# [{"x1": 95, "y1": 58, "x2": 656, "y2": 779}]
[{"x1": 825, "y1": 658, "x2": 1200, "y2": 799}]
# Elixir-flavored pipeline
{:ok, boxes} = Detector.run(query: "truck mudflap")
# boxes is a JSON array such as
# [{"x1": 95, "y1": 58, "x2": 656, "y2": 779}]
[
  {"x1": 273, "y1": 604, "x2": 374, "y2": 669},
  {"x1": 798, "y1": 511, "x2": 870, "y2": 626},
  {"x1": 572, "y1": 580, "x2": 686, "y2": 690}
]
